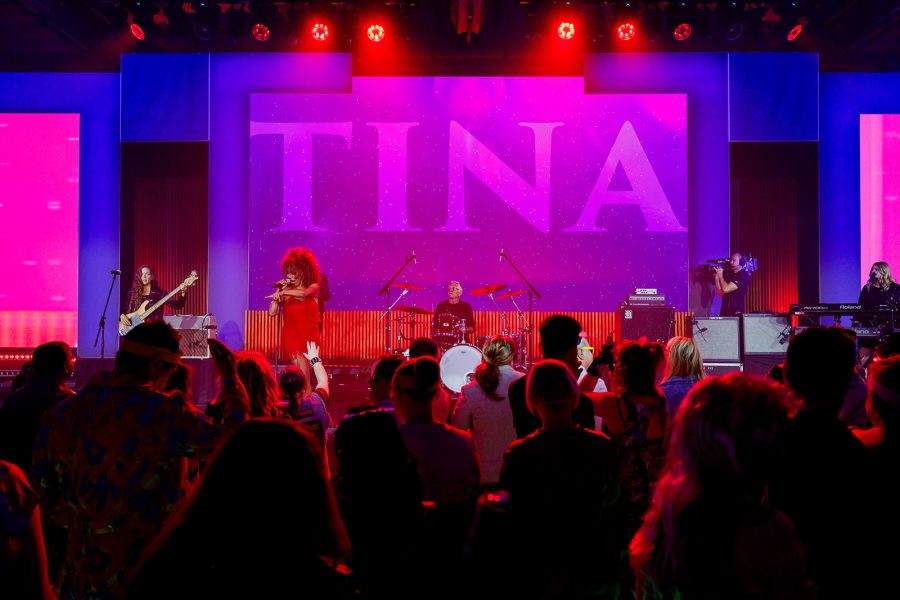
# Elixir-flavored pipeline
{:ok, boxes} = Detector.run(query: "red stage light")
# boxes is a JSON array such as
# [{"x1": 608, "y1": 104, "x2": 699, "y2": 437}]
[
  {"x1": 673, "y1": 23, "x2": 692, "y2": 41},
  {"x1": 130, "y1": 23, "x2": 146, "y2": 41},
  {"x1": 312, "y1": 23, "x2": 329, "y2": 42},
  {"x1": 251, "y1": 22, "x2": 270, "y2": 42},
  {"x1": 557, "y1": 21, "x2": 575, "y2": 40},
  {"x1": 787, "y1": 23, "x2": 803, "y2": 41},
  {"x1": 617, "y1": 22, "x2": 636, "y2": 41},
  {"x1": 367, "y1": 24, "x2": 385, "y2": 43}
]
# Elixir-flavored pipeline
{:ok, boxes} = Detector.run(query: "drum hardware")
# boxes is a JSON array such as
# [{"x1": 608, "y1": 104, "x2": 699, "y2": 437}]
[
  {"x1": 469, "y1": 283, "x2": 508, "y2": 296},
  {"x1": 498, "y1": 249, "x2": 541, "y2": 370},
  {"x1": 439, "y1": 343, "x2": 483, "y2": 393},
  {"x1": 394, "y1": 305, "x2": 432, "y2": 314},
  {"x1": 495, "y1": 290, "x2": 525, "y2": 300},
  {"x1": 378, "y1": 252, "x2": 418, "y2": 354},
  {"x1": 392, "y1": 283, "x2": 425, "y2": 291}
]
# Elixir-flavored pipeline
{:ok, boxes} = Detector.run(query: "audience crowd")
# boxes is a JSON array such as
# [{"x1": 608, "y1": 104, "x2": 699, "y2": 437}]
[{"x1": 2, "y1": 320, "x2": 899, "y2": 599}]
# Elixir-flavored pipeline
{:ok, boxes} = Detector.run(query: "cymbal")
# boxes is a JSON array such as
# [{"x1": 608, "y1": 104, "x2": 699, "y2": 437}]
[
  {"x1": 392, "y1": 282, "x2": 424, "y2": 291},
  {"x1": 469, "y1": 283, "x2": 507, "y2": 296},
  {"x1": 496, "y1": 290, "x2": 525, "y2": 300},
  {"x1": 394, "y1": 305, "x2": 432, "y2": 315}
]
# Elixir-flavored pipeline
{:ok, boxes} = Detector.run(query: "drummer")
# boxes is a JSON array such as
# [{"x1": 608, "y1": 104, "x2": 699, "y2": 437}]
[{"x1": 432, "y1": 280, "x2": 476, "y2": 345}]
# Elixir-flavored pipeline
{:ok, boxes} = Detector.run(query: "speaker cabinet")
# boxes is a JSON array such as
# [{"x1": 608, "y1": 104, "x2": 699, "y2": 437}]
[
  {"x1": 743, "y1": 313, "x2": 790, "y2": 355},
  {"x1": 691, "y1": 317, "x2": 740, "y2": 362},
  {"x1": 616, "y1": 306, "x2": 675, "y2": 343},
  {"x1": 163, "y1": 315, "x2": 216, "y2": 359}
]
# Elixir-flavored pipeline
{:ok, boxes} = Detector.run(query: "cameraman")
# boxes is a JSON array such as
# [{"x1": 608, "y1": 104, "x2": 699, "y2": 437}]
[{"x1": 714, "y1": 253, "x2": 750, "y2": 316}]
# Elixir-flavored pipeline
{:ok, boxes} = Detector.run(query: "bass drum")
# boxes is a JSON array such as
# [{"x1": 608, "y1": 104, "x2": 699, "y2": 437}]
[{"x1": 439, "y1": 343, "x2": 483, "y2": 393}]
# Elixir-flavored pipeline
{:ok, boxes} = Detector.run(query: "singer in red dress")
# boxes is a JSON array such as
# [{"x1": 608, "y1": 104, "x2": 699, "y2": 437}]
[{"x1": 269, "y1": 248, "x2": 322, "y2": 390}]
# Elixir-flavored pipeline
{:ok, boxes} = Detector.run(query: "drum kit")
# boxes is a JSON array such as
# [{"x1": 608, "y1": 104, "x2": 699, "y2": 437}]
[{"x1": 384, "y1": 281, "x2": 532, "y2": 393}]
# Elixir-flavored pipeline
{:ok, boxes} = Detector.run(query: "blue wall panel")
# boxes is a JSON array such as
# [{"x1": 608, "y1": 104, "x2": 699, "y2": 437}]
[
  {"x1": 121, "y1": 53, "x2": 209, "y2": 142},
  {"x1": 729, "y1": 53, "x2": 819, "y2": 142},
  {"x1": 0, "y1": 72, "x2": 120, "y2": 357},
  {"x1": 585, "y1": 53, "x2": 730, "y2": 313},
  {"x1": 820, "y1": 72, "x2": 900, "y2": 302},
  {"x1": 208, "y1": 53, "x2": 352, "y2": 349}
]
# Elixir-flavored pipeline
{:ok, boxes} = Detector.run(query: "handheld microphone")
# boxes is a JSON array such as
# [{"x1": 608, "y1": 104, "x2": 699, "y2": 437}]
[
  {"x1": 273, "y1": 280, "x2": 286, "y2": 289},
  {"x1": 869, "y1": 271, "x2": 879, "y2": 284},
  {"x1": 110, "y1": 269, "x2": 121, "y2": 275}
]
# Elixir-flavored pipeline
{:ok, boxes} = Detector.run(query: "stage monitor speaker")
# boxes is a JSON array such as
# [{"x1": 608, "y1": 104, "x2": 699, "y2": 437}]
[
  {"x1": 163, "y1": 315, "x2": 216, "y2": 359},
  {"x1": 616, "y1": 306, "x2": 675, "y2": 344},
  {"x1": 691, "y1": 317, "x2": 740, "y2": 362},
  {"x1": 743, "y1": 313, "x2": 790, "y2": 355},
  {"x1": 703, "y1": 362, "x2": 743, "y2": 377}
]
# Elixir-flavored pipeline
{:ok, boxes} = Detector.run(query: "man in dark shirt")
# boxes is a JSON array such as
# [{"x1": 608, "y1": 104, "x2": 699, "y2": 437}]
[
  {"x1": 500, "y1": 360, "x2": 621, "y2": 597},
  {"x1": 715, "y1": 252, "x2": 750, "y2": 316},
  {"x1": 768, "y1": 327, "x2": 875, "y2": 599},
  {"x1": 432, "y1": 281, "x2": 476, "y2": 347},
  {"x1": 0, "y1": 341, "x2": 74, "y2": 474},
  {"x1": 508, "y1": 315, "x2": 596, "y2": 437}
]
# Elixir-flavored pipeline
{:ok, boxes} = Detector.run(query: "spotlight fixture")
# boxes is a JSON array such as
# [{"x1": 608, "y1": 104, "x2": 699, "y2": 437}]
[
  {"x1": 130, "y1": 22, "x2": 146, "y2": 40},
  {"x1": 786, "y1": 23, "x2": 803, "y2": 41},
  {"x1": 726, "y1": 22, "x2": 744, "y2": 41},
  {"x1": 129, "y1": 0, "x2": 158, "y2": 41},
  {"x1": 617, "y1": 22, "x2": 636, "y2": 41},
  {"x1": 673, "y1": 22, "x2": 692, "y2": 41},
  {"x1": 312, "y1": 22, "x2": 329, "y2": 42},
  {"x1": 249, "y1": 1, "x2": 277, "y2": 42},
  {"x1": 557, "y1": 21, "x2": 575, "y2": 40},
  {"x1": 367, "y1": 24, "x2": 385, "y2": 43},
  {"x1": 251, "y1": 22, "x2": 270, "y2": 41}
]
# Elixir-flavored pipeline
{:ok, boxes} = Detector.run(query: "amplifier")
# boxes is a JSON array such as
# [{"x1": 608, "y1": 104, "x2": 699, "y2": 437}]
[
  {"x1": 703, "y1": 362, "x2": 743, "y2": 377},
  {"x1": 743, "y1": 313, "x2": 790, "y2": 355},
  {"x1": 692, "y1": 317, "x2": 741, "y2": 362},
  {"x1": 627, "y1": 294, "x2": 666, "y2": 305},
  {"x1": 616, "y1": 305, "x2": 675, "y2": 343},
  {"x1": 163, "y1": 315, "x2": 216, "y2": 359}
]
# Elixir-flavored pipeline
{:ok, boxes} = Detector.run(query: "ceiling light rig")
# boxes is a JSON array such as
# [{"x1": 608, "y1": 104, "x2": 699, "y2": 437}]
[{"x1": 111, "y1": 2, "x2": 832, "y2": 54}]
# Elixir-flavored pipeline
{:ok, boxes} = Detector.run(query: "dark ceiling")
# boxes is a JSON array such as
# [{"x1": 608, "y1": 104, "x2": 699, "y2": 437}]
[{"x1": 1, "y1": 1, "x2": 898, "y2": 73}]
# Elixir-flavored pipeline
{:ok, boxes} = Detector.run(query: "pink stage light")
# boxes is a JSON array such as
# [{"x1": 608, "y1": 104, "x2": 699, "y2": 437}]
[
  {"x1": 673, "y1": 23, "x2": 692, "y2": 41},
  {"x1": 367, "y1": 24, "x2": 385, "y2": 43},
  {"x1": 251, "y1": 23, "x2": 270, "y2": 42},
  {"x1": 617, "y1": 22, "x2": 636, "y2": 41},
  {"x1": 787, "y1": 24, "x2": 803, "y2": 41},
  {"x1": 557, "y1": 21, "x2": 575, "y2": 40},
  {"x1": 312, "y1": 23, "x2": 329, "y2": 42}
]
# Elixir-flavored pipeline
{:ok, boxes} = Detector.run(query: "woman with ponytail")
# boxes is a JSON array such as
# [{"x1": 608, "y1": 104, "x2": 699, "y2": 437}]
[{"x1": 451, "y1": 336, "x2": 524, "y2": 484}]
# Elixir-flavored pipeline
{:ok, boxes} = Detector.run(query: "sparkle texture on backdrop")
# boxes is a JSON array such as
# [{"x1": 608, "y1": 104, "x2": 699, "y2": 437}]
[
  {"x1": 248, "y1": 78, "x2": 687, "y2": 312},
  {"x1": 0, "y1": 113, "x2": 80, "y2": 345}
]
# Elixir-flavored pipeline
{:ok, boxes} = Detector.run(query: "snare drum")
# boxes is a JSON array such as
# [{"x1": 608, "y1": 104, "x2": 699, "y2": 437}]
[
  {"x1": 432, "y1": 312, "x2": 462, "y2": 351},
  {"x1": 439, "y1": 343, "x2": 483, "y2": 393}
]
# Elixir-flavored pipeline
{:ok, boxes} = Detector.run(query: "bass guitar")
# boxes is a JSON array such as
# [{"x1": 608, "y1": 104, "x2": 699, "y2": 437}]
[{"x1": 119, "y1": 270, "x2": 198, "y2": 336}]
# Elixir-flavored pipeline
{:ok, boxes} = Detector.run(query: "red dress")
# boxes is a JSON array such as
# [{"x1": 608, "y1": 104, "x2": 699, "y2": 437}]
[{"x1": 281, "y1": 296, "x2": 321, "y2": 360}]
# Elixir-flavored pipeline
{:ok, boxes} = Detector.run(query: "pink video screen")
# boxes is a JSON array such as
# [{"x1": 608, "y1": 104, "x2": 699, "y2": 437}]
[
  {"x1": 860, "y1": 114, "x2": 900, "y2": 285},
  {"x1": 0, "y1": 113, "x2": 80, "y2": 348}
]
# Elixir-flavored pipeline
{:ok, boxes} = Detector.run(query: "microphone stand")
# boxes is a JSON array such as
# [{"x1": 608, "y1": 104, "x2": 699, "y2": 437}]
[
  {"x1": 378, "y1": 254, "x2": 416, "y2": 353},
  {"x1": 500, "y1": 250, "x2": 542, "y2": 368},
  {"x1": 94, "y1": 270, "x2": 119, "y2": 368}
]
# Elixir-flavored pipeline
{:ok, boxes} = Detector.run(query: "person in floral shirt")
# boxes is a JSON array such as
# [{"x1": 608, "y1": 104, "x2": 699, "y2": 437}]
[{"x1": 32, "y1": 322, "x2": 249, "y2": 600}]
